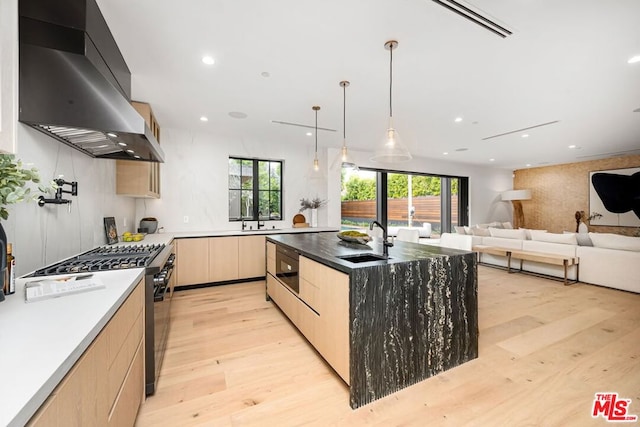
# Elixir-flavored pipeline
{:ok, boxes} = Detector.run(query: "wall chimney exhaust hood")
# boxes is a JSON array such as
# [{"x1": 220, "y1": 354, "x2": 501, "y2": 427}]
[{"x1": 18, "y1": 0, "x2": 164, "y2": 162}]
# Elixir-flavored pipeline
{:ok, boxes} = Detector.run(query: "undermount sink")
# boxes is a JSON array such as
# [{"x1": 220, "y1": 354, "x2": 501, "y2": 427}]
[{"x1": 338, "y1": 253, "x2": 390, "y2": 263}]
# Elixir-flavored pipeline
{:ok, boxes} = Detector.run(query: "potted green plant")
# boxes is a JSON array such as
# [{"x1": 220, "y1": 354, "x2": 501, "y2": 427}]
[{"x1": 0, "y1": 154, "x2": 49, "y2": 301}]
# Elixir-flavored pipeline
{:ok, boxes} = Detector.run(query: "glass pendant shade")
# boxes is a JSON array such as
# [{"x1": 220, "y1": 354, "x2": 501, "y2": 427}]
[
  {"x1": 372, "y1": 118, "x2": 412, "y2": 162},
  {"x1": 341, "y1": 143, "x2": 358, "y2": 170},
  {"x1": 371, "y1": 40, "x2": 412, "y2": 163}
]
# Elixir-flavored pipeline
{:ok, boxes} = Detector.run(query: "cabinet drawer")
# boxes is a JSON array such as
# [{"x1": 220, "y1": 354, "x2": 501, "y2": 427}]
[
  {"x1": 299, "y1": 277, "x2": 320, "y2": 313},
  {"x1": 108, "y1": 310, "x2": 143, "y2": 409},
  {"x1": 106, "y1": 281, "x2": 143, "y2": 364},
  {"x1": 108, "y1": 340, "x2": 144, "y2": 426},
  {"x1": 267, "y1": 274, "x2": 299, "y2": 325}
]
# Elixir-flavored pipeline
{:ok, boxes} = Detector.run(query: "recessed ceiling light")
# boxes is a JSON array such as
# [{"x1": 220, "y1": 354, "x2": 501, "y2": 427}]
[
  {"x1": 521, "y1": 134, "x2": 529, "y2": 138},
  {"x1": 134, "y1": 155, "x2": 141, "y2": 159},
  {"x1": 118, "y1": 142, "x2": 127, "y2": 147},
  {"x1": 489, "y1": 158, "x2": 495, "y2": 162},
  {"x1": 306, "y1": 132, "x2": 312, "y2": 136},
  {"x1": 454, "y1": 117, "x2": 463, "y2": 123},
  {"x1": 107, "y1": 132, "x2": 117, "y2": 138},
  {"x1": 568, "y1": 144, "x2": 576, "y2": 149},
  {"x1": 200, "y1": 116, "x2": 209, "y2": 122},
  {"x1": 228, "y1": 111, "x2": 248, "y2": 119},
  {"x1": 126, "y1": 149, "x2": 134, "y2": 153},
  {"x1": 202, "y1": 55, "x2": 215, "y2": 65},
  {"x1": 526, "y1": 163, "x2": 531, "y2": 167},
  {"x1": 443, "y1": 152, "x2": 449, "y2": 155},
  {"x1": 628, "y1": 55, "x2": 640, "y2": 64}
]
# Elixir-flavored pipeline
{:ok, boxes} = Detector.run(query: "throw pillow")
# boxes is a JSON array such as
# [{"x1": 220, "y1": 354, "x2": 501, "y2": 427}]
[
  {"x1": 454, "y1": 226, "x2": 467, "y2": 235},
  {"x1": 520, "y1": 228, "x2": 547, "y2": 240},
  {"x1": 470, "y1": 226, "x2": 491, "y2": 237},
  {"x1": 531, "y1": 231, "x2": 577, "y2": 245},
  {"x1": 564, "y1": 231, "x2": 593, "y2": 246},
  {"x1": 589, "y1": 233, "x2": 640, "y2": 252},
  {"x1": 489, "y1": 227, "x2": 527, "y2": 240}
]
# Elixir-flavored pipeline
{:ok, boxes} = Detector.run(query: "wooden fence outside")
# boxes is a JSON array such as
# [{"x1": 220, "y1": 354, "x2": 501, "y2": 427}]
[{"x1": 341, "y1": 196, "x2": 458, "y2": 226}]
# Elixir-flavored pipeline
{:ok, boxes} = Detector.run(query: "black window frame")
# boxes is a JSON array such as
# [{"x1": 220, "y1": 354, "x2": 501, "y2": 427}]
[
  {"x1": 342, "y1": 166, "x2": 469, "y2": 232},
  {"x1": 228, "y1": 157, "x2": 283, "y2": 221}
]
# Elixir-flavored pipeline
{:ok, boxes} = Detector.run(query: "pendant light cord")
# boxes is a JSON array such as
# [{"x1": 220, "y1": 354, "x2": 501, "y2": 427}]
[
  {"x1": 389, "y1": 44, "x2": 393, "y2": 119},
  {"x1": 343, "y1": 84, "x2": 347, "y2": 139},
  {"x1": 315, "y1": 108, "x2": 318, "y2": 153}
]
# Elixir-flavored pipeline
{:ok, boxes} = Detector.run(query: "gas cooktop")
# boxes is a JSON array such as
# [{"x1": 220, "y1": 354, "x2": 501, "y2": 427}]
[{"x1": 27, "y1": 244, "x2": 166, "y2": 277}]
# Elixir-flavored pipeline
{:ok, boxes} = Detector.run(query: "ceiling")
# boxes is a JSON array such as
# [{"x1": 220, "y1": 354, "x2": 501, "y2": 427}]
[{"x1": 96, "y1": 0, "x2": 640, "y2": 170}]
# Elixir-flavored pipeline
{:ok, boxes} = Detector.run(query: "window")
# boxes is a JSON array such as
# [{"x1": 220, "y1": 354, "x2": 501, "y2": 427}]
[
  {"x1": 340, "y1": 167, "x2": 468, "y2": 236},
  {"x1": 229, "y1": 157, "x2": 282, "y2": 221}
]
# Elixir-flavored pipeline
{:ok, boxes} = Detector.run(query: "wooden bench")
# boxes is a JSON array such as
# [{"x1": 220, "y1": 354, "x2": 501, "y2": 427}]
[
  {"x1": 473, "y1": 245, "x2": 579, "y2": 286},
  {"x1": 509, "y1": 249, "x2": 579, "y2": 286}
]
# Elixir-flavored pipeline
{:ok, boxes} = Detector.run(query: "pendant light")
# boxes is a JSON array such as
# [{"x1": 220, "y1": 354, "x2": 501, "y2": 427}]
[
  {"x1": 371, "y1": 40, "x2": 412, "y2": 163},
  {"x1": 339, "y1": 80, "x2": 358, "y2": 170},
  {"x1": 312, "y1": 105, "x2": 320, "y2": 171}
]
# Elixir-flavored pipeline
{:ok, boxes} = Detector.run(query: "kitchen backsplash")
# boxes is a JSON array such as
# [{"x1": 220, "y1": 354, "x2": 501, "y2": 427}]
[{"x1": 4, "y1": 125, "x2": 135, "y2": 276}]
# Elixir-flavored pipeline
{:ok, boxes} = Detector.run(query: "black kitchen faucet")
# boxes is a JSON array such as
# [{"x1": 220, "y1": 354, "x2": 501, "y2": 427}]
[{"x1": 369, "y1": 221, "x2": 393, "y2": 258}]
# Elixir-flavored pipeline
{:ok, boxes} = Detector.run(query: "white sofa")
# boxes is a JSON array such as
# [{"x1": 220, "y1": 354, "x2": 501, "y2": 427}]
[{"x1": 433, "y1": 230, "x2": 640, "y2": 294}]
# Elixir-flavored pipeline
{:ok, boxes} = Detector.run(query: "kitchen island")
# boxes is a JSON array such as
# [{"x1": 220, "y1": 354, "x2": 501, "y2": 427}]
[{"x1": 266, "y1": 232, "x2": 478, "y2": 408}]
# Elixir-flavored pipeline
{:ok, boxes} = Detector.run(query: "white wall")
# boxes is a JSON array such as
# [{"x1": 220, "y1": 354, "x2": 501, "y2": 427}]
[
  {"x1": 134, "y1": 127, "x2": 328, "y2": 232},
  {"x1": 135, "y1": 128, "x2": 512, "y2": 233},
  {"x1": 4, "y1": 125, "x2": 135, "y2": 275}
]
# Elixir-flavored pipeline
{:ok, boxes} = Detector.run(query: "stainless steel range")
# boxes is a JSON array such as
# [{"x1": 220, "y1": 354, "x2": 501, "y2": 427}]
[{"x1": 26, "y1": 243, "x2": 175, "y2": 395}]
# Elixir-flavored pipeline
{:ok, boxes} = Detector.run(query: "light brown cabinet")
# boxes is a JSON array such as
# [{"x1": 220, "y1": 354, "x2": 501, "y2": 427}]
[
  {"x1": 239, "y1": 235, "x2": 266, "y2": 278},
  {"x1": 266, "y1": 250, "x2": 350, "y2": 384},
  {"x1": 28, "y1": 280, "x2": 145, "y2": 426},
  {"x1": 175, "y1": 238, "x2": 210, "y2": 287},
  {"x1": 116, "y1": 101, "x2": 161, "y2": 198},
  {"x1": 209, "y1": 236, "x2": 239, "y2": 282},
  {"x1": 175, "y1": 235, "x2": 266, "y2": 287}
]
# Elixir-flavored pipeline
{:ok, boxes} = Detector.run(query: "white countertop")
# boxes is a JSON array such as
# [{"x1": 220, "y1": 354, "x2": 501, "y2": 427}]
[
  {"x1": 0, "y1": 228, "x2": 333, "y2": 425},
  {"x1": 170, "y1": 226, "x2": 338, "y2": 239},
  {"x1": 0, "y1": 269, "x2": 145, "y2": 427}
]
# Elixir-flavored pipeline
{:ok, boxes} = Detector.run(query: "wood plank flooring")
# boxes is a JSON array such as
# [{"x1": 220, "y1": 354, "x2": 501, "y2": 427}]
[{"x1": 135, "y1": 267, "x2": 640, "y2": 426}]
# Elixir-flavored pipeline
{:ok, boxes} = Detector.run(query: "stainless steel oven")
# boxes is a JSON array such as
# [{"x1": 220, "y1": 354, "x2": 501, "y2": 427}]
[
  {"x1": 145, "y1": 246, "x2": 175, "y2": 395},
  {"x1": 276, "y1": 244, "x2": 299, "y2": 293}
]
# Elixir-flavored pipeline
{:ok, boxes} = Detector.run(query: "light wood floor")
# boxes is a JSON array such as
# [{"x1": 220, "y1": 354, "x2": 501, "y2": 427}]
[{"x1": 136, "y1": 267, "x2": 640, "y2": 426}]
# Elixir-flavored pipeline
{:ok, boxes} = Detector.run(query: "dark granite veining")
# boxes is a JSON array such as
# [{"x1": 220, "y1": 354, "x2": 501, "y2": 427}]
[
  {"x1": 266, "y1": 231, "x2": 478, "y2": 409},
  {"x1": 267, "y1": 232, "x2": 471, "y2": 274}
]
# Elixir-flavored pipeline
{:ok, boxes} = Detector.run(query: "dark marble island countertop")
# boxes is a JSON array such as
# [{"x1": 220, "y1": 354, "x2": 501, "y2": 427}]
[
  {"x1": 266, "y1": 231, "x2": 478, "y2": 409},
  {"x1": 266, "y1": 231, "x2": 470, "y2": 273}
]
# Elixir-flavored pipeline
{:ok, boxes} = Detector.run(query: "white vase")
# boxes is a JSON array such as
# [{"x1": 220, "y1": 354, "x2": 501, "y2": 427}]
[{"x1": 310, "y1": 208, "x2": 318, "y2": 227}]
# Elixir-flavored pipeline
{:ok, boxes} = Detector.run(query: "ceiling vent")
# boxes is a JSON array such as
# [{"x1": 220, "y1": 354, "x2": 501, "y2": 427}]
[
  {"x1": 431, "y1": 0, "x2": 513, "y2": 38},
  {"x1": 482, "y1": 121, "x2": 560, "y2": 141},
  {"x1": 270, "y1": 120, "x2": 336, "y2": 132}
]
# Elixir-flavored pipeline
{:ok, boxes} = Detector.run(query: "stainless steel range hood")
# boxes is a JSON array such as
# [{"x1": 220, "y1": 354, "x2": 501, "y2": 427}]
[{"x1": 18, "y1": 0, "x2": 164, "y2": 162}]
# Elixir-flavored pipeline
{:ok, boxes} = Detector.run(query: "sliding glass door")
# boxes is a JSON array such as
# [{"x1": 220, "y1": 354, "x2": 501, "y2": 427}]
[{"x1": 341, "y1": 168, "x2": 467, "y2": 237}]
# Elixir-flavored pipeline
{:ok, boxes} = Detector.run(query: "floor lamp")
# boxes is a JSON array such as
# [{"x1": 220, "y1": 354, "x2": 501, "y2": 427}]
[{"x1": 502, "y1": 189, "x2": 532, "y2": 229}]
